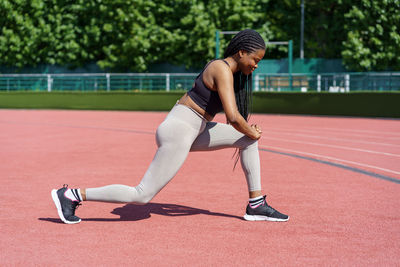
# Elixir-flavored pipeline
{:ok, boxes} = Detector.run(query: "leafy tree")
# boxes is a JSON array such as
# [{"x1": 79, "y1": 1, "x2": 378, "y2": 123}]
[
  {"x1": 1, "y1": 0, "x2": 398, "y2": 72},
  {"x1": 175, "y1": 0, "x2": 273, "y2": 68},
  {"x1": 342, "y1": 0, "x2": 400, "y2": 71},
  {"x1": 0, "y1": 0, "x2": 275, "y2": 71},
  {"x1": 93, "y1": 0, "x2": 275, "y2": 70},
  {"x1": 0, "y1": 0, "x2": 84, "y2": 67},
  {"x1": 263, "y1": 0, "x2": 353, "y2": 59}
]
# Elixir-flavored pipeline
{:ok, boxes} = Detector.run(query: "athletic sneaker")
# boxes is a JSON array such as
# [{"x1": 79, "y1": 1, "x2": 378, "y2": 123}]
[
  {"x1": 244, "y1": 195, "x2": 289, "y2": 222},
  {"x1": 51, "y1": 185, "x2": 82, "y2": 224}
]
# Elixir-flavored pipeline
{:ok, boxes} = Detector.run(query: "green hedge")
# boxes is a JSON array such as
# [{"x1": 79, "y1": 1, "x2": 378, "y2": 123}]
[
  {"x1": 1, "y1": 91, "x2": 399, "y2": 117},
  {"x1": 0, "y1": 91, "x2": 183, "y2": 111},
  {"x1": 252, "y1": 92, "x2": 400, "y2": 117}
]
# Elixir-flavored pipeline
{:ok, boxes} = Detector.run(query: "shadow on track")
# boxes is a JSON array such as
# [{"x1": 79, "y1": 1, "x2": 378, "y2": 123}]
[{"x1": 39, "y1": 202, "x2": 243, "y2": 223}]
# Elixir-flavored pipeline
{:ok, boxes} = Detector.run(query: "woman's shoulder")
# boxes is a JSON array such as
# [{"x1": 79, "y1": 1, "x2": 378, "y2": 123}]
[
  {"x1": 208, "y1": 59, "x2": 230, "y2": 68},
  {"x1": 204, "y1": 59, "x2": 231, "y2": 76},
  {"x1": 202, "y1": 59, "x2": 233, "y2": 90}
]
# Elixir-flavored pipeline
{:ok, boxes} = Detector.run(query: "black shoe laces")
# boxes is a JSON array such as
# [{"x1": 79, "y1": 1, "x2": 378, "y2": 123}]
[
  {"x1": 69, "y1": 199, "x2": 81, "y2": 216},
  {"x1": 262, "y1": 195, "x2": 277, "y2": 213},
  {"x1": 63, "y1": 184, "x2": 82, "y2": 214}
]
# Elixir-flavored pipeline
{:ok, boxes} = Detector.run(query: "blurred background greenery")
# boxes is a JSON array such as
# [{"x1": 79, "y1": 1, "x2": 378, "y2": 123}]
[{"x1": 1, "y1": 0, "x2": 399, "y2": 72}]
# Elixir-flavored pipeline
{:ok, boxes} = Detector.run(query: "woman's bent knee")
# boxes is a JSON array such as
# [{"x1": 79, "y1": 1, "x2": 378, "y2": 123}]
[{"x1": 239, "y1": 138, "x2": 258, "y2": 151}]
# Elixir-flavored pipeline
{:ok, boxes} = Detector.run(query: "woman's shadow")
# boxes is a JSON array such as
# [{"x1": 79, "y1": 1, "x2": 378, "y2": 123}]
[{"x1": 40, "y1": 203, "x2": 243, "y2": 223}]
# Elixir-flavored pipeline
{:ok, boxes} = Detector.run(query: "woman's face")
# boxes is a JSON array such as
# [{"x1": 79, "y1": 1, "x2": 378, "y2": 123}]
[{"x1": 238, "y1": 49, "x2": 265, "y2": 75}]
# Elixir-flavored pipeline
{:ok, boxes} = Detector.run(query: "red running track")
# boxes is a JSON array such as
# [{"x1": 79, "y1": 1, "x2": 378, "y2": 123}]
[{"x1": 1, "y1": 109, "x2": 399, "y2": 266}]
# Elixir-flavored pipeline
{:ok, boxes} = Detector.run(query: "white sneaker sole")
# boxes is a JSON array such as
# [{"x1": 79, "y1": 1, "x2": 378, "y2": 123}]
[
  {"x1": 243, "y1": 214, "x2": 289, "y2": 222},
  {"x1": 51, "y1": 189, "x2": 81, "y2": 224}
]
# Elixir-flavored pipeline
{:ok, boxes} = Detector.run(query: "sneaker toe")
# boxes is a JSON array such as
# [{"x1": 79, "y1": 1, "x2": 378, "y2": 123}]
[
  {"x1": 65, "y1": 215, "x2": 81, "y2": 223},
  {"x1": 272, "y1": 210, "x2": 289, "y2": 220}
]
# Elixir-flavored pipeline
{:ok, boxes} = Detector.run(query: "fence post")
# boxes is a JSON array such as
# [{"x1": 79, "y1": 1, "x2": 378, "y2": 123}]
[
  {"x1": 317, "y1": 74, "x2": 321, "y2": 92},
  {"x1": 166, "y1": 74, "x2": 170, "y2": 92},
  {"x1": 254, "y1": 74, "x2": 260, "y2": 92},
  {"x1": 47, "y1": 74, "x2": 52, "y2": 92},
  {"x1": 288, "y1": 40, "x2": 293, "y2": 91},
  {"x1": 215, "y1": 30, "x2": 220, "y2": 59},
  {"x1": 345, "y1": 74, "x2": 350, "y2": 92},
  {"x1": 106, "y1": 73, "x2": 110, "y2": 92}
]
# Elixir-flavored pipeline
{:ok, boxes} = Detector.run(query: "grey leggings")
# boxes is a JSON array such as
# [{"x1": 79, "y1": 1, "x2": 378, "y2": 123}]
[{"x1": 86, "y1": 104, "x2": 261, "y2": 203}]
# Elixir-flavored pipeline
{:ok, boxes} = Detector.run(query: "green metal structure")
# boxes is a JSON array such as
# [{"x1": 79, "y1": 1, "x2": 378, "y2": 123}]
[{"x1": 0, "y1": 72, "x2": 399, "y2": 92}]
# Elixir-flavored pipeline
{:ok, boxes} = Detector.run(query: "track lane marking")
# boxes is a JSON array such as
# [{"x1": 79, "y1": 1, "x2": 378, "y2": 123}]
[
  {"x1": 264, "y1": 127, "x2": 400, "y2": 140},
  {"x1": 259, "y1": 146, "x2": 400, "y2": 184},
  {"x1": 264, "y1": 130, "x2": 400, "y2": 148},
  {"x1": 3, "y1": 119, "x2": 399, "y2": 183},
  {"x1": 259, "y1": 145, "x2": 400, "y2": 176},
  {"x1": 303, "y1": 126, "x2": 400, "y2": 136},
  {"x1": 261, "y1": 136, "x2": 400, "y2": 157}
]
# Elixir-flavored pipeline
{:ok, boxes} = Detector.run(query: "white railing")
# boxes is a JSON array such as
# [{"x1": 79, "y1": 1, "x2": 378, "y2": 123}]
[
  {"x1": 0, "y1": 72, "x2": 399, "y2": 92},
  {"x1": 253, "y1": 72, "x2": 400, "y2": 92}
]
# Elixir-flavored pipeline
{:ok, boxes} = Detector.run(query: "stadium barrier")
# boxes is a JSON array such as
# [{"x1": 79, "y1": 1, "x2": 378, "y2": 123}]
[
  {"x1": 0, "y1": 72, "x2": 399, "y2": 92},
  {"x1": 0, "y1": 73, "x2": 197, "y2": 92},
  {"x1": 1, "y1": 91, "x2": 399, "y2": 118},
  {"x1": 255, "y1": 72, "x2": 400, "y2": 92}
]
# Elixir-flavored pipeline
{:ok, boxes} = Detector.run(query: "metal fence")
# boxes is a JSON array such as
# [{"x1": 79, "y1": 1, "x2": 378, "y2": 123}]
[
  {"x1": 0, "y1": 72, "x2": 399, "y2": 92},
  {"x1": 254, "y1": 72, "x2": 400, "y2": 92},
  {"x1": 0, "y1": 73, "x2": 197, "y2": 92}
]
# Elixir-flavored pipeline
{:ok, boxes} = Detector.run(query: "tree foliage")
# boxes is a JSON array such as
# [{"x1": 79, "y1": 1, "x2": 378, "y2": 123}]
[
  {"x1": 342, "y1": 0, "x2": 400, "y2": 71},
  {"x1": 0, "y1": 0, "x2": 399, "y2": 71}
]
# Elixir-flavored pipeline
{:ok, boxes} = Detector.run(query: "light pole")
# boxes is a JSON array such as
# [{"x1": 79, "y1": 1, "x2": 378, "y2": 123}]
[{"x1": 300, "y1": 0, "x2": 305, "y2": 59}]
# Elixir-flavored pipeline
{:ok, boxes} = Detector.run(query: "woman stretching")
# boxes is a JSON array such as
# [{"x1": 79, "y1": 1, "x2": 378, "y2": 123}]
[{"x1": 51, "y1": 29, "x2": 289, "y2": 224}]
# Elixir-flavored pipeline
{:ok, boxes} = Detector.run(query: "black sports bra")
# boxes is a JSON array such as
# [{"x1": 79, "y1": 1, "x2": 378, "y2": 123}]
[{"x1": 187, "y1": 59, "x2": 230, "y2": 117}]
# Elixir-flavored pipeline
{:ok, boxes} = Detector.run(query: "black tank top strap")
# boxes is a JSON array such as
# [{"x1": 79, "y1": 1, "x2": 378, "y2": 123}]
[
  {"x1": 187, "y1": 59, "x2": 225, "y2": 117},
  {"x1": 221, "y1": 59, "x2": 230, "y2": 67},
  {"x1": 197, "y1": 59, "x2": 216, "y2": 77},
  {"x1": 199, "y1": 59, "x2": 229, "y2": 78}
]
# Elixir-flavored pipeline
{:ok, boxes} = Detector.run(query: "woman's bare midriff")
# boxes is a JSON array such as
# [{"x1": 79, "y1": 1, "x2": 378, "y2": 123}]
[{"x1": 178, "y1": 93, "x2": 214, "y2": 121}]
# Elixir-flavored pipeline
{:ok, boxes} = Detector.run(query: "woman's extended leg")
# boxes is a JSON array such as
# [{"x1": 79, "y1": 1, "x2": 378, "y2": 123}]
[{"x1": 84, "y1": 105, "x2": 206, "y2": 204}]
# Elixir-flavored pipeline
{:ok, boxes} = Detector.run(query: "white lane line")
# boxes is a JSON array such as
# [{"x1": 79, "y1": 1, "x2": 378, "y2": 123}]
[
  {"x1": 261, "y1": 136, "x2": 400, "y2": 157},
  {"x1": 304, "y1": 126, "x2": 400, "y2": 137},
  {"x1": 260, "y1": 145, "x2": 400, "y2": 176},
  {"x1": 386, "y1": 137, "x2": 400, "y2": 141},
  {"x1": 265, "y1": 127, "x2": 400, "y2": 140},
  {"x1": 264, "y1": 131, "x2": 400, "y2": 148}
]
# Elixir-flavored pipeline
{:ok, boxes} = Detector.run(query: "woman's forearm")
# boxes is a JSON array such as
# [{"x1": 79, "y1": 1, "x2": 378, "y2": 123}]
[{"x1": 227, "y1": 112, "x2": 260, "y2": 140}]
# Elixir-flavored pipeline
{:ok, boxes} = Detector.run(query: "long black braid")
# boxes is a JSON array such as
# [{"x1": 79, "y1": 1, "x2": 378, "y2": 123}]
[{"x1": 223, "y1": 29, "x2": 265, "y2": 121}]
